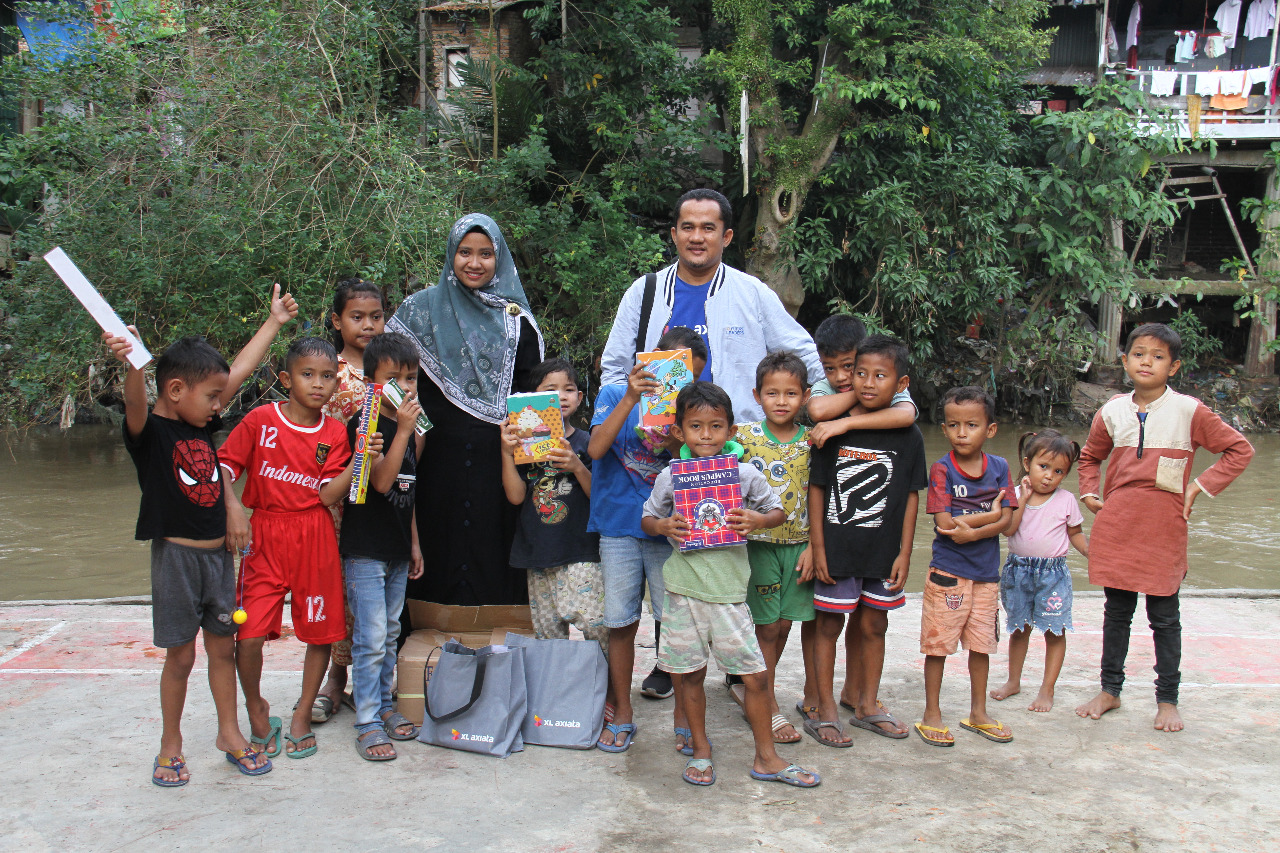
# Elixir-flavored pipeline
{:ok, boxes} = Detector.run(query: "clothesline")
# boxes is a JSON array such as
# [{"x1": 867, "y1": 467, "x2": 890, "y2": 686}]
[{"x1": 1136, "y1": 64, "x2": 1274, "y2": 98}]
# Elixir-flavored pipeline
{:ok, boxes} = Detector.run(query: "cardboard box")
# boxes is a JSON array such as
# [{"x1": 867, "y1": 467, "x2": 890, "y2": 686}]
[{"x1": 396, "y1": 601, "x2": 534, "y2": 726}]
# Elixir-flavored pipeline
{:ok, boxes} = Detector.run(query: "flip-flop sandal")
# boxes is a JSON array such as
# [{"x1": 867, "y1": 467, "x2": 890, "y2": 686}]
[
  {"x1": 913, "y1": 723, "x2": 954, "y2": 747},
  {"x1": 802, "y1": 717, "x2": 852, "y2": 748},
  {"x1": 310, "y1": 695, "x2": 336, "y2": 724},
  {"x1": 794, "y1": 700, "x2": 819, "y2": 721},
  {"x1": 596, "y1": 722, "x2": 637, "y2": 753},
  {"x1": 224, "y1": 747, "x2": 273, "y2": 775},
  {"x1": 382, "y1": 711, "x2": 418, "y2": 741},
  {"x1": 682, "y1": 757, "x2": 715, "y2": 786},
  {"x1": 771, "y1": 714, "x2": 802, "y2": 744},
  {"x1": 674, "y1": 726, "x2": 712, "y2": 756},
  {"x1": 849, "y1": 712, "x2": 909, "y2": 739},
  {"x1": 749, "y1": 763, "x2": 821, "y2": 788},
  {"x1": 728, "y1": 682, "x2": 746, "y2": 708},
  {"x1": 840, "y1": 698, "x2": 889, "y2": 714},
  {"x1": 355, "y1": 729, "x2": 397, "y2": 761},
  {"x1": 341, "y1": 692, "x2": 356, "y2": 712},
  {"x1": 250, "y1": 715, "x2": 284, "y2": 758},
  {"x1": 283, "y1": 731, "x2": 318, "y2": 759},
  {"x1": 152, "y1": 754, "x2": 188, "y2": 787},
  {"x1": 960, "y1": 718, "x2": 1013, "y2": 743}
]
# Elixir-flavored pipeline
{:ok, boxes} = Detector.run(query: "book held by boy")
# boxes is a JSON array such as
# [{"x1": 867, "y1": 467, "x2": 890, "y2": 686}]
[
  {"x1": 507, "y1": 391, "x2": 564, "y2": 464},
  {"x1": 636, "y1": 348, "x2": 693, "y2": 428},
  {"x1": 670, "y1": 453, "x2": 744, "y2": 552}
]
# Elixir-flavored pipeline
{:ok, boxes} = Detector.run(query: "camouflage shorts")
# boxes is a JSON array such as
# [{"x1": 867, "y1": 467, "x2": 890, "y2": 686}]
[
  {"x1": 527, "y1": 561, "x2": 607, "y2": 653},
  {"x1": 656, "y1": 591, "x2": 766, "y2": 676}
]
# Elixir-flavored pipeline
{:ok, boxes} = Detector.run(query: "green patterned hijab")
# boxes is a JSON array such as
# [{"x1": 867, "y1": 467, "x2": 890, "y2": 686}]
[{"x1": 388, "y1": 213, "x2": 543, "y2": 424}]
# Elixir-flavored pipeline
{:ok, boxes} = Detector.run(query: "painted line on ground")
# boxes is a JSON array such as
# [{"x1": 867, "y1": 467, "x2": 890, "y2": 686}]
[{"x1": 0, "y1": 620, "x2": 65, "y2": 666}]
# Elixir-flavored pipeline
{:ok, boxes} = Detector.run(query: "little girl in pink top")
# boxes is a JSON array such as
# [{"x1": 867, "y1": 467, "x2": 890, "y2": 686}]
[{"x1": 990, "y1": 429, "x2": 1089, "y2": 712}]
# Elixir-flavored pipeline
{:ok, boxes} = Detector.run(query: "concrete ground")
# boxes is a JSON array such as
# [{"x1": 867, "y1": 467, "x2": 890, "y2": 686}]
[{"x1": 2, "y1": 594, "x2": 1278, "y2": 853}]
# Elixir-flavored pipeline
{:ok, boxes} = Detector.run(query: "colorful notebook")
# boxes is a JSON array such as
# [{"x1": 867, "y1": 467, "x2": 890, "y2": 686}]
[
  {"x1": 637, "y1": 348, "x2": 694, "y2": 428},
  {"x1": 670, "y1": 454, "x2": 744, "y2": 552},
  {"x1": 507, "y1": 391, "x2": 564, "y2": 464}
]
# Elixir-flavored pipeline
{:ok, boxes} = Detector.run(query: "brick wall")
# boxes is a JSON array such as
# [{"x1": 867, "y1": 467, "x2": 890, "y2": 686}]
[{"x1": 429, "y1": 7, "x2": 533, "y2": 98}]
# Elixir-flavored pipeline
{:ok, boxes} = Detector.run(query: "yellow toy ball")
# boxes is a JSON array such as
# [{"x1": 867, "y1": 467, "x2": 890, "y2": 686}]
[{"x1": 232, "y1": 608, "x2": 248, "y2": 625}]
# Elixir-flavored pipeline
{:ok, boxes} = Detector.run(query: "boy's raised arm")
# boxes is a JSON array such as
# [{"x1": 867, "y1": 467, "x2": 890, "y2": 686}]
[
  {"x1": 221, "y1": 283, "x2": 298, "y2": 407},
  {"x1": 103, "y1": 326, "x2": 148, "y2": 438},
  {"x1": 319, "y1": 433, "x2": 382, "y2": 507},
  {"x1": 499, "y1": 422, "x2": 527, "y2": 505},
  {"x1": 806, "y1": 390, "x2": 857, "y2": 424},
  {"x1": 587, "y1": 363, "x2": 657, "y2": 460},
  {"x1": 810, "y1": 399, "x2": 915, "y2": 449},
  {"x1": 370, "y1": 396, "x2": 421, "y2": 494}
]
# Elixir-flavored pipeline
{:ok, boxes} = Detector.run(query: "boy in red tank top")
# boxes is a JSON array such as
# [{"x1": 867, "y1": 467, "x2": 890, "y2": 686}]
[{"x1": 221, "y1": 337, "x2": 379, "y2": 759}]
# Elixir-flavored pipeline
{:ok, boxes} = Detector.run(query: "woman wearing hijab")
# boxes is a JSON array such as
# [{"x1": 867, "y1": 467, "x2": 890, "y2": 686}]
[{"x1": 388, "y1": 213, "x2": 543, "y2": 605}]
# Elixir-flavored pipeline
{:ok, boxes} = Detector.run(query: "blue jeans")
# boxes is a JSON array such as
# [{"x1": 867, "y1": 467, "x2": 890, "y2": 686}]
[
  {"x1": 599, "y1": 535, "x2": 671, "y2": 628},
  {"x1": 344, "y1": 556, "x2": 410, "y2": 732}
]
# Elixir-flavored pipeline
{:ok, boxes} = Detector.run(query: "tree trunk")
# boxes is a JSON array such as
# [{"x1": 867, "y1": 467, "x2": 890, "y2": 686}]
[{"x1": 747, "y1": 184, "x2": 805, "y2": 316}]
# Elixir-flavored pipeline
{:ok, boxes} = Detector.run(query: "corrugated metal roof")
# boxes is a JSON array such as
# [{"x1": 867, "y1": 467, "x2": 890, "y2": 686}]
[{"x1": 425, "y1": 0, "x2": 531, "y2": 12}]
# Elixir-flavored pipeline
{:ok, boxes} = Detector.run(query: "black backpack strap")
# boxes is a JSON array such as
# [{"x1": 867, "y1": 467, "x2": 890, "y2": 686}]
[{"x1": 635, "y1": 272, "x2": 657, "y2": 356}]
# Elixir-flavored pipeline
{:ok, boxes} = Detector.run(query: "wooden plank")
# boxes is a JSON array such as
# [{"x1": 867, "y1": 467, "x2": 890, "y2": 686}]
[
  {"x1": 1131, "y1": 278, "x2": 1253, "y2": 295},
  {"x1": 1165, "y1": 176, "x2": 1214, "y2": 186}
]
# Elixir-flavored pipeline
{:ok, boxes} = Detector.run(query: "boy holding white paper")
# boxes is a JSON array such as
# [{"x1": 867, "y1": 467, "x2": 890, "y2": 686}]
[{"x1": 104, "y1": 283, "x2": 298, "y2": 787}]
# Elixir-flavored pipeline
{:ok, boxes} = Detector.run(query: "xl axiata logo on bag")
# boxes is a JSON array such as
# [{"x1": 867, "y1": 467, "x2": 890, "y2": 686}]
[
  {"x1": 532, "y1": 714, "x2": 581, "y2": 729},
  {"x1": 450, "y1": 728, "x2": 495, "y2": 743}
]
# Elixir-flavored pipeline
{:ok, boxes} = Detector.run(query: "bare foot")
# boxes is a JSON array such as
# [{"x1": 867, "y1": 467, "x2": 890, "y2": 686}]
[
  {"x1": 247, "y1": 698, "x2": 278, "y2": 754},
  {"x1": 216, "y1": 735, "x2": 269, "y2": 771},
  {"x1": 1075, "y1": 691, "x2": 1121, "y2": 720},
  {"x1": 1154, "y1": 702, "x2": 1183, "y2": 732},
  {"x1": 990, "y1": 680, "x2": 1021, "y2": 702},
  {"x1": 598, "y1": 716, "x2": 634, "y2": 749},
  {"x1": 286, "y1": 710, "x2": 316, "y2": 754},
  {"x1": 1027, "y1": 687, "x2": 1054, "y2": 712}
]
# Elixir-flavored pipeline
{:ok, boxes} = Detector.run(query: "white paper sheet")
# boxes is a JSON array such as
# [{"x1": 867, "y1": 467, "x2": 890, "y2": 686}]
[{"x1": 44, "y1": 247, "x2": 153, "y2": 370}]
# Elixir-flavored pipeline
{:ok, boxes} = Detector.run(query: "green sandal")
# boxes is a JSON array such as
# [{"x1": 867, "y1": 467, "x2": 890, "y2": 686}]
[
  {"x1": 284, "y1": 730, "x2": 318, "y2": 759},
  {"x1": 250, "y1": 716, "x2": 284, "y2": 758}
]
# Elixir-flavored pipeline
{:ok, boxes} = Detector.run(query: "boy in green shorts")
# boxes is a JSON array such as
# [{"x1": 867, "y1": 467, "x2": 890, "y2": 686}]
[{"x1": 736, "y1": 352, "x2": 814, "y2": 745}]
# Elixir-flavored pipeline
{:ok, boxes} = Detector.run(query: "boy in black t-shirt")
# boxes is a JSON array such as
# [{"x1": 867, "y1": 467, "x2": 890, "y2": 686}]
[
  {"x1": 501, "y1": 358, "x2": 604, "y2": 650},
  {"x1": 805, "y1": 336, "x2": 927, "y2": 747},
  {"x1": 340, "y1": 333, "x2": 426, "y2": 761},
  {"x1": 104, "y1": 284, "x2": 298, "y2": 786}
]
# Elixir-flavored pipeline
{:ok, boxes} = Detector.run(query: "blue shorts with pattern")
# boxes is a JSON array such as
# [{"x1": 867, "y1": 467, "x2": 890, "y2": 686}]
[{"x1": 999, "y1": 554, "x2": 1073, "y2": 636}]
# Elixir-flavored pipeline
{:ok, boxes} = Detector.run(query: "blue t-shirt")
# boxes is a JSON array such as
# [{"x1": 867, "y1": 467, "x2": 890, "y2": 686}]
[
  {"x1": 665, "y1": 275, "x2": 712, "y2": 380},
  {"x1": 587, "y1": 383, "x2": 669, "y2": 539},
  {"x1": 924, "y1": 452, "x2": 1014, "y2": 582}
]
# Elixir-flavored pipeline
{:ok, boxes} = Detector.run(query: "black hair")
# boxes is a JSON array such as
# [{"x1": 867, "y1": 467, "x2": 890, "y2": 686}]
[
  {"x1": 1016, "y1": 428, "x2": 1081, "y2": 479},
  {"x1": 529, "y1": 357, "x2": 581, "y2": 392},
  {"x1": 155, "y1": 336, "x2": 230, "y2": 389},
  {"x1": 675, "y1": 380, "x2": 733, "y2": 425},
  {"x1": 362, "y1": 331, "x2": 419, "y2": 379},
  {"x1": 283, "y1": 337, "x2": 338, "y2": 372},
  {"x1": 939, "y1": 385, "x2": 996, "y2": 424},
  {"x1": 673, "y1": 188, "x2": 732, "y2": 229},
  {"x1": 814, "y1": 314, "x2": 867, "y2": 358},
  {"x1": 1125, "y1": 322, "x2": 1182, "y2": 362},
  {"x1": 755, "y1": 351, "x2": 809, "y2": 391},
  {"x1": 330, "y1": 277, "x2": 388, "y2": 349},
  {"x1": 655, "y1": 326, "x2": 709, "y2": 365},
  {"x1": 855, "y1": 334, "x2": 910, "y2": 380}
]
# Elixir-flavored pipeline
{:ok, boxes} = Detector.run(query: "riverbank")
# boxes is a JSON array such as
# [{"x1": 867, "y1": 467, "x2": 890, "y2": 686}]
[{"x1": 3, "y1": 597, "x2": 1277, "y2": 852}]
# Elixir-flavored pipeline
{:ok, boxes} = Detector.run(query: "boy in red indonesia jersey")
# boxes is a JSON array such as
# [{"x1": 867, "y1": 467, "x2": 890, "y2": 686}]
[{"x1": 221, "y1": 337, "x2": 379, "y2": 759}]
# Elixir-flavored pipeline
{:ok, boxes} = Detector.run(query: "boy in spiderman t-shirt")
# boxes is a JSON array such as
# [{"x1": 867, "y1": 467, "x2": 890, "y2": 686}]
[
  {"x1": 105, "y1": 283, "x2": 298, "y2": 787},
  {"x1": 221, "y1": 337, "x2": 375, "y2": 760}
]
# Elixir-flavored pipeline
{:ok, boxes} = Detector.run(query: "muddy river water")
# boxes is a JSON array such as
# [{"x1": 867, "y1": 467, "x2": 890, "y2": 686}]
[{"x1": 1, "y1": 423, "x2": 1276, "y2": 600}]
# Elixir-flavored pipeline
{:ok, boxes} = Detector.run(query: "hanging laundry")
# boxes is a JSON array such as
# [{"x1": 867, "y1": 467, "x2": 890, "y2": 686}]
[
  {"x1": 1174, "y1": 31, "x2": 1198, "y2": 63},
  {"x1": 1244, "y1": 0, "x2": 1276, "y2": 39},
  {"x1": 1221, "y1": 69, "x2": 1249, "y2": 94},
  {"x1": 1149, "y1": 70, "x2": 1178, "y2": 96},
  {"x1": 1196, "y1": 70, "x2": 1224, "y2": 96},
  {"x1": 1204, "y1": 34, "x2": 1228, "y2": 57},
  {"x1": 1210, "y1": 93, "x2": 1249, "y2": 108},
  {"x1": 1247, "y1": 64, "x2": 1272, "y2": 88},
  {"x1": 1126, "y1": 1, "x2": 1142, "y2": 50},
  {"x1": 1215, "y1": 0, "x2": 1244, "y2": 48},
  {"x1": 1271, "y1": 66, "x2": 1280, "y2": 102}
]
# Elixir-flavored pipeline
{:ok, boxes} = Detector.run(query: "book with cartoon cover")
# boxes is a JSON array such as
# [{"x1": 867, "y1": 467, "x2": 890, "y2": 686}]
[
  {"x1": 670, "y1": 454, "x2": 743, "y2": 551},
  {"x1": 506, "y1": 391, "x2": 563, "y2": 464},
  {"x1": 636, "y1": 348, "x2": 693, "y2": 428}
]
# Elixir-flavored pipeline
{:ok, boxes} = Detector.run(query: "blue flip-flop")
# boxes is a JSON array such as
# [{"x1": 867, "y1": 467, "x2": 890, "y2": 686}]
[
  {"x1": 674, "y1": 726, "x2": 711, "y2": 756},
  {"x1": 683, "y1": 757, "x2": 715, "y2": 786},
  {"x1": 152, "y1": 754, "x2": 188, "y2": 787},
  {"x1": 596, "y1": 722, "x2": 637, "y2": 752},
  {"x1": 224, "y1": 747, "x2": 273, "y2": 776},
  {"x1": 250, "y1": 716, "x2": 284, "y2": 758},
  {"x1": 749, "y1": 763, "x2": 820, "y2": 788}
]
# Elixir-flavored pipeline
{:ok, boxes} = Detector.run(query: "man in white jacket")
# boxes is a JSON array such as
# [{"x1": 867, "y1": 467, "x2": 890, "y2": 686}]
[{"x1": 599, "y1": 189, "x2": 823, "y2": 424}]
